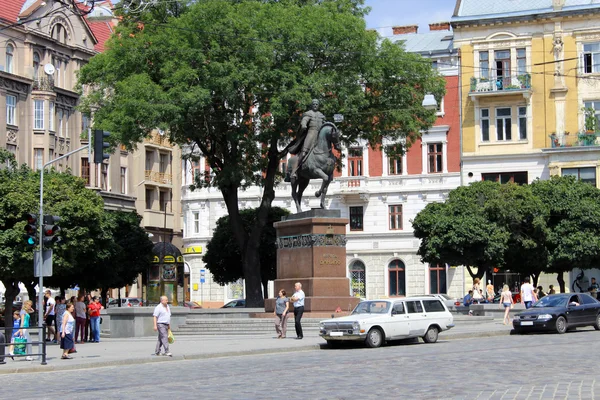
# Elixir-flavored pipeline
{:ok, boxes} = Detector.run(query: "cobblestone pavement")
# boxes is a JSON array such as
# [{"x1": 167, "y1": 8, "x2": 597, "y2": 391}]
[{"x1": 3, "y1": 328, "x2": 600, "y2": 399}]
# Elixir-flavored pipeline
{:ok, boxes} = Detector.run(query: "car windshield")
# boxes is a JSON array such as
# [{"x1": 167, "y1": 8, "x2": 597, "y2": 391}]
[
  {"x1": 533, "y1": 296, "x2": 568, "y2": 308},
  {"x1": 352, "y1": 301, "x2": 391, "y2": 315}
]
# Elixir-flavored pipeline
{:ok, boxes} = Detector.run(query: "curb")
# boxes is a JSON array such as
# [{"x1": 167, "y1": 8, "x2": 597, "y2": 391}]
[{"x1": 0, "y1": 329, "x2": 512, "y2": 374}]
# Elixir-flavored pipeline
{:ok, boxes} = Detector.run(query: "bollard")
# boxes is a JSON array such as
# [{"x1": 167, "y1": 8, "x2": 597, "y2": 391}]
[{"x1": 41, "y1": 324, "x2": 47, "y2": 365}]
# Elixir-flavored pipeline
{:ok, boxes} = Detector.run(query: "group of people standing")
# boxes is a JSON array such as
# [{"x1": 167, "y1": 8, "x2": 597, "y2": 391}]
[{"x1": 273, "y1": 282, "x2": 305, "y2": 340}]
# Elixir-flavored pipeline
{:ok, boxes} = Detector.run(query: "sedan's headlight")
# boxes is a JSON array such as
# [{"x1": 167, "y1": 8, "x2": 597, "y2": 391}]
[
  {"x1": 319, "y1": 323, "x2": 325, "y2": 330},
  {"x1": 537, "y1": 314, "x2": 553, "y2": 321},
  {"x1": 352, "y1": 321, "x2": 360, "y2": 332},
  {"x1": 513, "y1": 316, "x2": 519, "y2": 321}
]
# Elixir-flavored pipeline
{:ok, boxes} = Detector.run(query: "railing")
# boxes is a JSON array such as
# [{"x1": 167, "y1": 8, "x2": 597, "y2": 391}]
[
  {"x1": 470, "y1": 73, "x2": 531, "y2": 93},
  {"x1": 144, "y1": 170, "x2": 173, "y2": 185},
  {"x1": 32, "y1": 77, "x2": 55, "y2": 91},
  {"x1": 144, "y1": 133, "x2": 173, "y2": 148},
  {"x1": 0, "y1": 325, "x2": 47, "y2": 365},
  {"x1": 549, "y1": 132, "x2": 600, "y2": 148}
]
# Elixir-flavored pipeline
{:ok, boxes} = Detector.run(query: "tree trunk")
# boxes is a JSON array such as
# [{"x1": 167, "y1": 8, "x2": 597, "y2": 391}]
[
  {"x1": 23, "y1": 280, "x2": 37, "y2": 310},
  {"x1": 466, "y1": 266, "x2": 486, "y2": 281},
  {"x1": 1, "y1": 279, "x2": 20, "y2": 330},
  {"x1": 101, "y1": 287, "x2": 108, "y2": 309},
  {"x1": 557, "y1": 273, "x2": 566, "y2": 293}
]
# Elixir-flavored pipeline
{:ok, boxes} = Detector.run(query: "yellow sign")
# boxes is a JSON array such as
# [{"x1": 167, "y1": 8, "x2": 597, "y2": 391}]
[
  {"x1": 152, "y1": 255, "x2": 160, "y2": 263},
  {"x1": 193, "y1": 283, "x2": 199, "y2": 291},
  {"x1": 164, "y1": 255, "x2": 176, "y2": 263},
  {"x1": 184, "y1": 246, "x2": 203, "y2": 254}
]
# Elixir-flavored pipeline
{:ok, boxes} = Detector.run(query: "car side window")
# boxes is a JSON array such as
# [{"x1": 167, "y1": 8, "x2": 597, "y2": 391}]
[
  {"x1": 423, "y1": 300, "x2": 445, "y2": 312},
  {"x1": 581, "y1": 294, "x2": 597, "y2": 305},
  {"x1": 392, "y1": 303, "x2": 405, "y2": 315},
  {"x1": 405, "y1": 301, "x2": 423, "y2": 314}
]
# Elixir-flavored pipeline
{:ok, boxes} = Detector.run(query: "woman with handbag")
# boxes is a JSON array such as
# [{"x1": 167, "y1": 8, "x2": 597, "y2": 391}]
[
  {"x1": 472, "y1": 278, "x2": 483, "y2": 304},
  {"x1": 60, "y1": 302, "x2": 76, "y2": 359},
  {"x1": 499, "y1": 285, "x2": 514, "y2": 325},
  {"x1": 18, "y1": 300, "x2": 33, "y2": 361}
]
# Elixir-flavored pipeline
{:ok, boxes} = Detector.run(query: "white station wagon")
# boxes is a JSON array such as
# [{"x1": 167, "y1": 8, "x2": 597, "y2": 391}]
[{"x1": 319, "y1": 297, "x2": 455, "y2": 348}]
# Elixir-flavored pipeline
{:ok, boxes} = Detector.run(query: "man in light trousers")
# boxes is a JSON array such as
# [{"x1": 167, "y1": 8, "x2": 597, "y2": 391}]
[{"x1": 153, "y1": 296, "x2": 172, "y2": 356}]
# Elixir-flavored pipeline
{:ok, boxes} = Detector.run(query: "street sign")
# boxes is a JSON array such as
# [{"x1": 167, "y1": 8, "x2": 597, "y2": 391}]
[
  {"x1": 200, "y1": 269, "x2": 206, "y2": 284},
  {"x1": 34, "y1": 249, "x2": 53, "y2": 277}
]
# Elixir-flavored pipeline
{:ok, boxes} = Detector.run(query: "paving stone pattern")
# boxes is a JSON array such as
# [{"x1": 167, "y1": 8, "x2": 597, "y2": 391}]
[{"x1": 2, "y1": 329, "x2": 600, "y2": 399}]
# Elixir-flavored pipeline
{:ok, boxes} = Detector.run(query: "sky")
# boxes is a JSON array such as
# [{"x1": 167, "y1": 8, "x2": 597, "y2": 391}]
[{"x1": 363, "y1": 0, "x2": 457, "y2": 37}]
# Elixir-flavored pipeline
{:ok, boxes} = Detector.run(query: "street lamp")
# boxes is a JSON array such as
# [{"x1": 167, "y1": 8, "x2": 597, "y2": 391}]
[{"x1": 422, "y1": 94, "x2": 438, "y2": 110}]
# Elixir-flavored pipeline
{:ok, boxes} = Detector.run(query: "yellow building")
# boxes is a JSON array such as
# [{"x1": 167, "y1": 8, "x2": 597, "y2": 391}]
[{"x1": 452, "y1": 0, "x2": 600, "y2": 187}]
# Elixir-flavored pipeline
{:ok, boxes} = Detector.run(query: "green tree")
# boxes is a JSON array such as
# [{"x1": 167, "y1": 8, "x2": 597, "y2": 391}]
[
  {"x1": 203, "y1": 207, "x2": 290, "y2": 300},
  {"x1": 78, "y1": 0, "x2": 445, "y2": 306}
]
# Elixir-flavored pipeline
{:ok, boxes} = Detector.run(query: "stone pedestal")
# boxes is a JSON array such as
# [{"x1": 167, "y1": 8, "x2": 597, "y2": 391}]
[{"x1": 265, "y1": 209, "x2": 360, "y2": 313}]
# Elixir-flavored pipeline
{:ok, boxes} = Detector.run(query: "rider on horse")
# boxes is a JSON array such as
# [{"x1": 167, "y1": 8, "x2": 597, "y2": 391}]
[{"x1": 288, "y1": 99, "x2": 325, "y2": 180}]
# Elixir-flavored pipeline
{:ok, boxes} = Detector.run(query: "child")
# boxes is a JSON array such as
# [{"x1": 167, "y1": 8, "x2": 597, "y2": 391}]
[{"x1": 8, "y1": 310, "x2": 21, "y2": 358}]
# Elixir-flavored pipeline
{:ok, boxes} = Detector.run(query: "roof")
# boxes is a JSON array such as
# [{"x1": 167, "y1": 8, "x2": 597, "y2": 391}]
[
  {"x1": 86, "y1": 18, "x2": 114, "y2": 52},
  {"x1": 0, "y1": 0, "x2": 27, "y2": 24},
  {"x1": 453, "y1": 0, "x2": 600, "y2": 22},
  {"x1": 390, "y1": 31, "x2": 454, "y2": 56}
]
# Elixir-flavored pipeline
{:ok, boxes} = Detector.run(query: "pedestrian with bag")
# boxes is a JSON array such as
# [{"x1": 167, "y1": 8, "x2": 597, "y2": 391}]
[
  {"x1": 87, "y1": 296, "x2": 103, "y2": 343},
  {"x1": 60, "y1": 302, "x2": 76, "y2": 359},
  {"x1": 18, "y1": 300, "x2": 33, "y2": 361},
  {"x1": 153, "y1": 296, "x2": 172, "y2": 356},
  {"x1": 274, "y1": 289, "x2": 289, "y2": 339},
  {"x1": 8, "y1": 310, "x2": 22, "y2": 359},
  {"x1": 472, "y1": 278, "x2": 483, "y2": 304}
]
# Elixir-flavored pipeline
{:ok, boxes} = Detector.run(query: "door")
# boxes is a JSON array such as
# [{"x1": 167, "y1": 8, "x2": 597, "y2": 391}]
[
  {"x1": 405, "y1": 300, "x2": 427, "y2": 336},
  {"x1": 495, "y1": 50, "x2": 511, "y2": 89},
  {"x1": 579, "y1": 294, "x2": 599, "y2": 325},
  {"x1": 566, "y1": 294, "x2": 586, "y2": 325},
  {"x1": 388, "y1": 301, "x2": 410, "y2": 339}
]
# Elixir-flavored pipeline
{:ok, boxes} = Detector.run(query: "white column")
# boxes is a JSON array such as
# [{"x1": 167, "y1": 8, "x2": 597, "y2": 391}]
[
  {"x1": 363, "y1": 145, "x2": 369, "y2": 177},
  {"x1": 402, "y1": 153, "x2": 408, "y2": 176},
  {"x1": 421, "y1": 142, "x2": 428, "y2": 174},
  {"x1": 442, "y1": 140, "x2": 448, "y2": 174}
]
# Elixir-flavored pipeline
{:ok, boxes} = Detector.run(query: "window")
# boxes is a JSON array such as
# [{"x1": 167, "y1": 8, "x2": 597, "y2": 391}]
[
  {"x1": 57, "y1": 109, "x2": 63, "y2": 137},
  {"x1": 81, "y1": 158, "x2": 90, "y2": 185},
  {"x1": 348, "y1": 148, "x2": 363, "y2": 185},
  {"x1": 436, "y1": 97, "x2": 444, "y2": 115},
  {"x1": 349, "y1": 206, "x2": 363, "y2": 231},
  {"x1": 405, "y1": 301, "x2": 423, "y2": 314},
  {"x1": 495, "y1": 50, "x2": 511, "y2": 88},
  {"x1": 100, "y1": 163, "x2": 108, "y2": 190},
  {"x1": 387, "y1": 145, "x2": 402, "y2": 175},
  {"x1": 120, "y1": 167, "x2": 127, "y2": 194},
  {"x1": 389, "y1": 205, "x2": 403, "y2": 230},
  {"x1": 191, "y1": 160, "x2": 202, "y2": 182},
  {"x1": 5, "y1": 44, "x2": 14, "y2": 74},
  {"x1": 33, "y1": 52, "x2": 40, "y2": 81},
  {"x1": 49, "y1": 102, "x2": 54, "y2": 132},
  {"x1": 192, "y1": 211, "x2": 200, "y2": 234},
  {"x1": 145, "y1": 151, "x2": 153, "y2": 171},
  {"x1": 82, "y1": 114, "x2": 90, "y2": 136},
  {"x1": 388, "y1": 260, "x2": 406, "y2": 297},
  {"x1": 583, "y1": 43, "x2": 600, "y2": 74},
  {"x1": 6, "y1": 95, "x2": 16, "y2": 126},
  {"x1": 145, "y1": 188, "x2": 154, "y2": 210},
  {"x1": 481, "y1": 109, "x2": 490, "y2": 142},
  {"x1": 496, "y1": 108, "x2": 512, "y2": 141},
  {"x1": 482, "y1": 171, "x2": 528, "y2": 185},
  {"x1": 159, "y1": 153, "x2": 168, "y2": 173},
  {"x1": 392, "y1": 302, "x2": 405, "y2": 315},
  {"x1": 562, "y1": 167, "x2": 596, "y2": 186},
  {"x1": 34, "y1": 100, "x2": 44, "y2": 130},
  {"x1": 423, "y1": 300, "x2": 445, "y2": 313},
  {"x1": 584, "y1": 101, "x2": 600, "y2": 130},
  {"x1": 427, "y1": 143, "x2": 443, "y2": 173},
  {"x1": 349, "y1": 260, "x2": 366, "y2": 298},
  {"x1": 51, "y1": 24, "x2": 68, "y2": 44},
  {"x1": 64, "y1": 110, "x2": 69, "y2": 137},
  {"x1": 159, "y1": 190, "x2": 171, "y2": 212},
  {"x1": 518, "y1": 107, "x2": 527, "y2": 140},
  {"x1": 34, "y1": 148, "x2": 43, "y2": 171},
  {"x1": 429, "y1": 264, "x2": 447, "y2": 294},
  {"x1": 49, "y1": 149, "x2": 54, "y2": 163},
  {"x1": 479, "y1": 51, "x2": 489, "y2": 79},
  {"x1": 517, "y1": 48, "x2": 527, "y2": 75},
  {"x1": 279, "y1": 158, "x2": 287, "y2": 175},
  {"x1": 6, "y1": 144, "x2": 16, "y2": 165}
]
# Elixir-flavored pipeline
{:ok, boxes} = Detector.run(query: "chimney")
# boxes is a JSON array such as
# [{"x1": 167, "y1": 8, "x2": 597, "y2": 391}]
[
  {"x1": 429, "y1": 22, "x2": 451, "y2": 31},
  {"x1": 392, "y1": 25, "x2": 418, "y2": 35}
]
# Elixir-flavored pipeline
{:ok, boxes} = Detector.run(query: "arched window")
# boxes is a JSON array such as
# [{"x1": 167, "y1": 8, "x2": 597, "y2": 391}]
[
  {"x1": 349, "y1": 260, "x2": 366, "y2": 298},
  {"x1": 388, "y1": 260, "x2": 406, "y2": 296},
  {"x1": 6, "y1": 43, "x2": 14, "y2": 74},
  {"x1": 51, "y1": 24, "x2": 68, "y2": 44},
  {"x1": 33, "y1": 52, "x2": 40, "y2": 80}
]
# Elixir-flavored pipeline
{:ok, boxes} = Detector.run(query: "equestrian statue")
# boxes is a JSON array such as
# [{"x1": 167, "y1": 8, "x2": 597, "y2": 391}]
[{"x1": 286, "y1": 99, "x2": 340, "y2": 213}]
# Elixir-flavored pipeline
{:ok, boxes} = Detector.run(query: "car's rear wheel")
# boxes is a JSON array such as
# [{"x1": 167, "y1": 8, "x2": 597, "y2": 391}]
[
  {"x1": 594, "y1": 314, "x2": 600, "y2": 331},
  {"x1": 556, "y1": 315, "x2": 567, "y2": 334},
  {"x1": 423, "y1": 326, "x2": 439, "y2": 343},
  {"x1": 365, "y1": 328, "x2": 383, "y2": 348}
]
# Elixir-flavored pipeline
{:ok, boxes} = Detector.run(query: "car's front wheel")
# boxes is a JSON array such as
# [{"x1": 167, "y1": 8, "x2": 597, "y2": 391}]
[
  {"x1": 365, "y1": 328, "x2": 384, "y2": 348},
  {"x1": 423, "y1": 326, "x2": 439, "y2": 343},
  {"x1": 556, "y1": 315, "x2": 567, "y2": 334},
  {"x1": 594, "y1": 313, "x2": 600, "y2": 331}
]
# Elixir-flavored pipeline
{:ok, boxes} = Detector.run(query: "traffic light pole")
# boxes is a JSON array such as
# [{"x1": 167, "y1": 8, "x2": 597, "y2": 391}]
[{"x1": 37, "y1": 128, "x2": 92, "y2": 328}]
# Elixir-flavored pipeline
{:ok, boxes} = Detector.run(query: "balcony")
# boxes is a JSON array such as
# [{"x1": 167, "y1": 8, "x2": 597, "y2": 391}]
[
  {"x1": 469, "y1": 74, "x2": 531, "y2": 100},
  {"x1": 548, "y1": 132, "x2": 600, "y2": 149},
  {"x1": 144, "y1": 132, "x2": 173, "y2": 148},
  {"x1": 145, "y1": 170, "x2": 173, "y2": 185},
  {"x1": 32, "y1": 77, "x2": 55, "y2": 92}
]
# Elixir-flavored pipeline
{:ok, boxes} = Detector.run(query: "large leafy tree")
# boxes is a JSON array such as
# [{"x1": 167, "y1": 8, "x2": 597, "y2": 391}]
[
  {"x1": 203, "y1": 207, "x2": 290, "y2": 300},
  {"x1": 78, "y1": 0, "x2": 445, "y2": 306}
]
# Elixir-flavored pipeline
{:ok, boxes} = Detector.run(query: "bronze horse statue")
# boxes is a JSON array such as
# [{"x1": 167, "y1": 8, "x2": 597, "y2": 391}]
[{"x1": 286, "y1": 122, "x2": 340, "y2": 213}]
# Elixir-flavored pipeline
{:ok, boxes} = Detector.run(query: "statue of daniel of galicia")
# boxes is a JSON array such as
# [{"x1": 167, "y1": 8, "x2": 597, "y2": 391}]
[{"x1": 287, "y1": 99, "x2": 326, "y2": 180}]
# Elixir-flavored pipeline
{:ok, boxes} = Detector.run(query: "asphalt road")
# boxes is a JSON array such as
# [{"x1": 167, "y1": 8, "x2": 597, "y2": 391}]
[{"x1": 4, "y1": 329, "x2": 600, "y2": 400}]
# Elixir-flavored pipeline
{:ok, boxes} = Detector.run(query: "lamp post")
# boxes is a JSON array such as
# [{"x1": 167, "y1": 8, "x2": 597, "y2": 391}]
[{"x1": 422, "y1": 94, "x2": 438, "y2": 110}]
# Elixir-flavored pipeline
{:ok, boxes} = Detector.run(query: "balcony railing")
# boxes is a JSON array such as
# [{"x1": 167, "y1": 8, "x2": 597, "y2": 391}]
[
  {"x1": 145, "y1": 170, "x2": 173, "y2": 185},
  {"x1": 549, "y1": 132, "x2": 600, "y2": 148},
  {"x1": 144, "y1": 133, "x2": 173, "y2": 148},
  {"x1": 32, "y1": 77, "x2": 55, "y2": 91},
  {"x1": 470, "y1": 74, "x2": 531, "y2": 94}
]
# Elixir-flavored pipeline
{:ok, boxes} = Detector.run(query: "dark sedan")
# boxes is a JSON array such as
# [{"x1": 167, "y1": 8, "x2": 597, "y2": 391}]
[{"x1": 512, "y1": 293, "x2": 600, "y2": 334}]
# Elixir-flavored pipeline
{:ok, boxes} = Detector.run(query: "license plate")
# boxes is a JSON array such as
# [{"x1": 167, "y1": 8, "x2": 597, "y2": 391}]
[
  {"x1": 330, "y1": 332, "x2": 343, "y2": 337},
  {"x1": 521, "y1": 321, "x2": 533, "y2": 326}
]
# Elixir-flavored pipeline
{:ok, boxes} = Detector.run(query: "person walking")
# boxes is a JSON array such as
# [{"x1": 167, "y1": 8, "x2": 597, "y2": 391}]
[
  {"x1": 54, "y1": 296, "x2": 66, "y2": 342},
  {"x1": 499, "y1": 285, "x2": 514, "y2": 325},
  {"x1": 19, "y1": 300, "x2": 33, "y2": 361},
  {"x1": 520, "y1": 277, "x2": 537, "y2": 309},
  {"x1": 8, "y1": 310, "x2": 21, "y2": 358},
  {"x1": 84, "y1": 294, "x2": 92, "y2": 342},
  {"x1": 60, "y1": 303, "x2": 76, "y2": 359},
  {"x1": 274, "y1": 289, "x2": 289, "y2": 339},
  {"x1": 290, "y1": 282, "x2": 305, "y2": 340},
  {"x1": 43, "y1": 290, "x2": 56, "y2": 343},
  {"x1": 87, "y1": 296, "x2": 103, "y2": 343},
  {"x1": 153, "y1": 296, "x2": 172, "y2": 356},
  {"x1": 74, "y1": 296, "x2": 86, "y2": 344}
]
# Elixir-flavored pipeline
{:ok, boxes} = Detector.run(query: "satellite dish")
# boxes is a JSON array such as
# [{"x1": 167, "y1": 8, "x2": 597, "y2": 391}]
[{"x1": 43, "y1": 63, "x2": 55, "y2": 75}]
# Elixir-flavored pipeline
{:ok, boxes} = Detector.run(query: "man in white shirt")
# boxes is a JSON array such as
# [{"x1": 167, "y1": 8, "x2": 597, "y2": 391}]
[
  {"x1": 153, "y1": 296, "x2": 172, "y2": 356},
  {"x1": 290, "y1": 282, "x2": 305, "y2": 340},
  {"x1": 520, "y1": 277, "x2": 537, "y2": 309}
]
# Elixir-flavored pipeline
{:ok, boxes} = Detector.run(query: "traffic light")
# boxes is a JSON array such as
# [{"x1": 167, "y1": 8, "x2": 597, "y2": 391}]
[
  {"x1": 93, "y1": 129, "x2": 110, "y2": 164},
  {"x1": 42, "y1": 215, "x2": 61, "y2": 245},
  {"x1": 23, "y1": 213, "x2": 37, "y2": 246}
]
